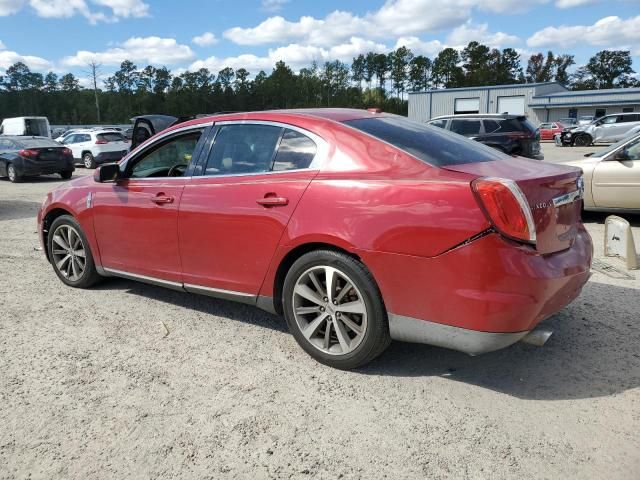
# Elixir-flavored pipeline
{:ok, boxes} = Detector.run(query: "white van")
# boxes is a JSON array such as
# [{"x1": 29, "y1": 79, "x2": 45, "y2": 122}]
[{"x1": 0, "y1": 117, "x2": 51, "y2": 138}]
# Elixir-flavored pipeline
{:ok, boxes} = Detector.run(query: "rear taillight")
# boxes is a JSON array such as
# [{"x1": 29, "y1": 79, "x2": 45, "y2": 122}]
[
  {"x1": 472, "y1": 177, "x2": 536, "y2": 243},
  {"x1": 18, "y1": 149, "x2": 38, "y2": 158},
  {"x1": 62, "y1": 148, "x2": 73, "y2": 156},
  {"x1": 95, "y1": 139, "x2": 108, "y2": 144}
]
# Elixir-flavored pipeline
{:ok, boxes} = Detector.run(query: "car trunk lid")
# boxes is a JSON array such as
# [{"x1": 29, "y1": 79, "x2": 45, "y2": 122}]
[{"x1": 444, "y1": 158, "x2": 584, "y2": 254}]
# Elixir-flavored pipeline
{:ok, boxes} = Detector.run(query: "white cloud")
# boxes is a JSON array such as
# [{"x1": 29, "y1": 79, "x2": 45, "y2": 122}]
[
  {"x1": 192, "y1": 32, "x2": 218, "y2": 47},
  {"x1": 190, "y1": 37, "x2": 387, "y2": 74},
  {"x1": 447, "y1": 22, "x2": 520, "y2": 49},
  {"x1": 0, "y1": 50, "x2": 53, "y2": 71},
  {"x1": 261, "y1": 0, "x2": 289, "y2": 12},
  {"x1": 393, "y1": 37, "x2": 444, "y2": 57},
  {"x1": 62, "y1": 36, "x2": 195, "y2": 67},
  {"x1": 527, "y1": 15, "x2": 640, "y2": 54},
  {"x1": 555, "y1": 0, "x2": 599, "y2": 7},
  {"x1": 0, "y1": 0, "x2": 149, "y2": 23}
]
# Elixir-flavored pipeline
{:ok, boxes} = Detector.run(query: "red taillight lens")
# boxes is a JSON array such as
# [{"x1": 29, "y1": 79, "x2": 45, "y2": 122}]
[
  {"x1": 472, "y1": 177, "x2": 536, "y2": 243},
  {"x1": 18, "y1": 149, "x2": 38, "y2": 158},
  {"x1": 95, "y1": 139, "x2": 108, "y2": 144},
  {"x1": 62, "y1": 148, "x2": 73, "y2": 156}
]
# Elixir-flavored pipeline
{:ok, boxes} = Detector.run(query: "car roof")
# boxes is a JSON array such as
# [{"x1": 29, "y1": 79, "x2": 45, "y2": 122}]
[
  {"x1": 0, "y1": 135, "x2": 50, "y2": 141},
  {"x1": 430, "y1": 113, "x2": 525, "y2": 120}
]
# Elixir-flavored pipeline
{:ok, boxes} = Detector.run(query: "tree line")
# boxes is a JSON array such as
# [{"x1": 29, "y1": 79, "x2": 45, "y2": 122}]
[{"x1": 0, "y1": 42, "x2": 637, "y2": 125}]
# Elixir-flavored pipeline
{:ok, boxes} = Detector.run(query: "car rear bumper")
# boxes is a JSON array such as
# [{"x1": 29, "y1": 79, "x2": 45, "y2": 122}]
[
  {"x1": 94, "y1": 150, "x2": 128, "y2": 164},
  {"x1": 15, "y1": 158, "x2": 74, "y2": 176},
  {"x1": 362, "y1": 227, "x2": 593, "y2": 354}
]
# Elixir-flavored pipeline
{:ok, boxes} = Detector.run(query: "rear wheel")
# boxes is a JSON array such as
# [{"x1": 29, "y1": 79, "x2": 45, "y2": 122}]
[
  {"x1": 83, "y1": 152, "x2": 96, "y2": 169},
  {"x1": 283, "y1": 250, "x2": 390, "y2": 369},
  {"x1": 48, "y1": 215, "x2": 101, "y2": 288},
  {"x1": 7, "y1": 163, "x2": 21, "y2": 183},
  {"x1": 59, "y1": 171, "x2": 73, "y2": 180}
]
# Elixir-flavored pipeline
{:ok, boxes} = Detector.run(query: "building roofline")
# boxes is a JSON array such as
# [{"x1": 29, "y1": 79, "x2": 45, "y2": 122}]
[
  {"x1": 533, "y1": 88, "x2": 640, "y2": 99},
  {"x1": 408, "y1": 82, "x2": 566, "y2": 95},
  {"x1": 529, "y1": 99, "x2": 640, "y2": 109}
]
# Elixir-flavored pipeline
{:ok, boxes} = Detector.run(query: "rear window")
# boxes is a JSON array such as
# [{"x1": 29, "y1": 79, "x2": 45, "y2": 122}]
[
  {"x1": 343, "y1": 116, "x2": 506, "y2": 167},
  {"x1": 19, "y1": 138, "x2": 60, "y2": 148},
  {"x1": 97, "y1": 133, "x2": 125, "y2": 142}
]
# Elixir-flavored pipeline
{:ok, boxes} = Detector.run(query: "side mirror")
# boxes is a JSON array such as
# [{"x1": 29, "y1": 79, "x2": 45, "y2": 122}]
[
  {"x1": 612, "y1": 150, "x2": 629, "y2": 161},
  {"x1": 94, "y1": 163, "x2": 121, "y2": 183}
]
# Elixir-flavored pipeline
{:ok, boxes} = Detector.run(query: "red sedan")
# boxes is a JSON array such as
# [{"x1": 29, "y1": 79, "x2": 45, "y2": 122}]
[
  {"x1": 38, "y1": 109, "x2": 592, "y2": 369},
  {"x1": 538, "y1": 121, "x2": 566, "y2": 141}
]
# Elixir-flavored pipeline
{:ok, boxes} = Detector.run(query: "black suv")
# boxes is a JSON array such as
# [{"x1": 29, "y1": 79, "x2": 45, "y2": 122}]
[{"x1": 427, "y1": 114, "x2": 543, "y2": 160}]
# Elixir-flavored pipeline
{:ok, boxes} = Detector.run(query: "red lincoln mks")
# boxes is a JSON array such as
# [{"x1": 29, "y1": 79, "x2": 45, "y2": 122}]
[{"x1": 38, "y1": 109, "x2": 592, "y2": 369}]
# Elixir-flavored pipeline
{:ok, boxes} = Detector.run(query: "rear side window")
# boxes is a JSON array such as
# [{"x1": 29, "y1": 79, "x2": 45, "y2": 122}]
[
  {"x1": 97, "y1": 133, "x2": 125, "y2": 142},
  {"x1": 450, "y1": 119, "x2": 481, "y2": 136},
  {"x1": 272, "y1": 129, "x2": 317, "y2": 171},
  {"x1": 343, "y1": 116, "x2": 505, "y2": 167}
]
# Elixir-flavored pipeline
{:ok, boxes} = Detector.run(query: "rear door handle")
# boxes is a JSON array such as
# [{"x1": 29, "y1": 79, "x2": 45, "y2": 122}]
[
  {"x1": 151, "y1": 194, "x2": 174, "y2": 204},
  {"x1": 256, "y1": 196, "x2": 289, "y2": 207}
]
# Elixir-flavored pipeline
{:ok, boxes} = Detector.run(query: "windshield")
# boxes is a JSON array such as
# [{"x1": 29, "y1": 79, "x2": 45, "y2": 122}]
[{"x1": 343, "y1": 115, "x2": 506, "y2": 167}]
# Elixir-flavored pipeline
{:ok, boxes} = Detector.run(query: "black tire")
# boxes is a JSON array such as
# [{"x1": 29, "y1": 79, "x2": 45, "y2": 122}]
[
  {"x1": 47, "y1": 215, "x2": 102, "y2": 288},
  {"x1": 7, "y1": 163, "x2": 21, "y2": 183},
  {"x1": 573, "y1": 134, "x2": 592, "y2": 147},
  {"x1": 283, "y1": 250, "x2": 391, "y2": 369},
  {"x1": 83, "y1": 152, "x2": 96, "y2": 169},
  {"x1": 59, "y1": 171, "x2": 73, "y2": 180}
]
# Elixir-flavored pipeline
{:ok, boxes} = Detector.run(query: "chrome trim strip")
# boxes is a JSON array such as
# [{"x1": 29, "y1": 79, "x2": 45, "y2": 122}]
[
  {"x1": 388, "y1": 313, "x2": 529, "y2": 356},
  {"x1": 103, "y1": 267, "x2": 184, "y2": 291},
  {"x1": 183, "y1": 283, "x2": 256, "y2": 305}
]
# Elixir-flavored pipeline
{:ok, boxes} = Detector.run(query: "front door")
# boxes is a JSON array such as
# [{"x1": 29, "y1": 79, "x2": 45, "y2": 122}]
[
  {"x1": 592, "y1": 136, "x2": 640, "y2": 209},
  {"x1": 92, "y1": 127, "x2": 206, "y2": 282},
  {"x1": 179, "y1": 122, "x2": 323, "y2": 295}
]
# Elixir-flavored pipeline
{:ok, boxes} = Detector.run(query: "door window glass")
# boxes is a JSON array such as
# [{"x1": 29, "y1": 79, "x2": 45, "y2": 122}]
[
  {"x1": 623, "y1": 138, "x2": 640, "y2": 160},
  {"x1": 130, "y1": 130, "x2": 203, "y2": 178},
  {"x1": 205, "y1": 124, "x2": 282, "y2": 175},
  {"x1": 539, "y1": 123, "x2": 551, "y2": 129},
  {"x1": 428, "y1": 119, "x2": 447, "y2": 129},
  {"x1": 483, "y1": 120, "x2": 501, "y2": 133},
  {"x1": 450, "y1": 119, "x2": 481, "y2": 136},
  {"x1": 272, "y1": 129, "x2": 317, "y2": 171},
  {"x1": 602, "y1": 116, "x2": 618, "y2": 124}
]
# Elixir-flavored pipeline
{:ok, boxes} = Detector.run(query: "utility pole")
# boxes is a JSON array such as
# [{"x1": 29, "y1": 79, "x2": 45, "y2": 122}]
[{"x1": 85, "y1": 60, "x2": 102, "y2": 123}]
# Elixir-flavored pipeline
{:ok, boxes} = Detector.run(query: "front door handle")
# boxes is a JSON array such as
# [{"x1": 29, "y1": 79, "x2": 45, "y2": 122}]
[
  {"x1": 256, "y1": 195, "x2": 289, "y2": 207},
  {"x1": 151, "y1": 194, "x2": 174, "y2": 204}
]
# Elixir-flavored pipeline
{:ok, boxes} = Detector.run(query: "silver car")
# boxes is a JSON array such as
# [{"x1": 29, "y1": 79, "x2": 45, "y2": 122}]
[{"x1": 567, "y1": 112, "x2": 640, "y2": 146}]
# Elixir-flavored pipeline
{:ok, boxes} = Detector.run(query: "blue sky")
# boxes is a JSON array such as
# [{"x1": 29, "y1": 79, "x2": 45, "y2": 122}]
[{"x1": 0, "y1": 0, "x2": 638, "y2": 86}]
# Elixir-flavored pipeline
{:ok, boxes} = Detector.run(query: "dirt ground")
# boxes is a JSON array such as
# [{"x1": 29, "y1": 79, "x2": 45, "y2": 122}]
[{"x1": 1, "y1": 143, "x2": 639, "y2": 479}]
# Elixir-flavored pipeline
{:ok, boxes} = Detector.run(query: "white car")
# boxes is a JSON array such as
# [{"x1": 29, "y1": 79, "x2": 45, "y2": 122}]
[{"x1": 61, "y1": 130, "x2": 129, "y2": 168}]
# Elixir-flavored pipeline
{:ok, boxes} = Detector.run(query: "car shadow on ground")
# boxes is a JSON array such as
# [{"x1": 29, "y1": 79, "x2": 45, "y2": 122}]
[
  {"x1": 0, "y1": 200, "x2": 42, "y2": 221},
  {"x1": 0, "y1": 174, "x2": 71, "y2": 185},
  {"x1": 582, "y1": 210, "x2": 640, "y2": 227},
  {"x1": 363, "y1": 281, "x2": 640, "y2": 401},
  {"x1": 94, "y1": 277, "x2": 639, "y2": 402}
]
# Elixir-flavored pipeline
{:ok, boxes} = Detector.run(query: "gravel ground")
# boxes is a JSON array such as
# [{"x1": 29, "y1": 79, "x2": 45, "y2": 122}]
[{"x1": 1, "y1": 144, "x2": 639, "y2": 479}]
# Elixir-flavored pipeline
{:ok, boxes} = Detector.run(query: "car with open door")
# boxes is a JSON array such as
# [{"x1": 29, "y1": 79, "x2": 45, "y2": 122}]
[
  {"x1": 559, "y1": 132, "x2": 640, "y2": 211},
  {"x1": 38, "y1": 109, "x2": 592, "y2": 369}
]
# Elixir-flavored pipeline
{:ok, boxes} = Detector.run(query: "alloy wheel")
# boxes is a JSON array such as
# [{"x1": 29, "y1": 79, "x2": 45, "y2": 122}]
[
  {"x1": 292, "y1": 265, "x2": 368, "y2": 355},
  {"x1": 51, "y1": 224, "x2": 87, "y2": 282},
  {"x1": 7, "y1": 164, "x2": 16, "y2": 182}
]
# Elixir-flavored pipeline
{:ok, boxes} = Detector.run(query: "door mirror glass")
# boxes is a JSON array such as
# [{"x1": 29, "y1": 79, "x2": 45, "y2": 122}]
[{"x1": 94, "y1": 163, "x2": 121, "y2": 183}]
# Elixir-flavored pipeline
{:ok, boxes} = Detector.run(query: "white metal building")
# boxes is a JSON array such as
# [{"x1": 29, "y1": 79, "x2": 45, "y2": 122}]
[{"x1": 408, "y1": 82, "x2": 640, "y2": 126}]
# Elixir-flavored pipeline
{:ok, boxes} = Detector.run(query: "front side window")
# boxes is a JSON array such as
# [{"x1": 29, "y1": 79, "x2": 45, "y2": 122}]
[
  {"x1": 601, "y1": 116, "x2": 618, "y2": 125},
  {"x1": 539, "y1": 123, "x2": 551, "y2": 129},
  {"x1": 622, "y1": 137, "x2": 640, "y2": 160},
  {"x1": 428, "y1": 119, "x2": 447, "y2": 129},
  {"x1": 130, "y1": 130, "x2": 203, "y2": 178},
  {"x1": 204, "y1": 124, "x2": 282, "y2": 175},
  {"x1": 450, "y1": 119, "x2": 481, "y2": 136},
  {"x1": 272, "y1": 129, "x2": 317, "y2": 171}
]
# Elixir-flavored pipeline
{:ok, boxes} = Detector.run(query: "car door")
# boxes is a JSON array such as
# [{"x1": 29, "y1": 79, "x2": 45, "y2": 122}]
[
  {"x1": 91, "y1": 126, "x2": 208, "y2": 282},
  {"x1": 592, "y1": 136, "x2": 640, "y2": 209},
  {"x1": 539, "y1": 123, "x2": 551, "y2": 140},
  {"x1": 595, "y1": 116, "x2": 618, "y2": 142},
  {"x1": 178, "y1": 121, "x2": 325, "y2": 296},
  {"x1": 62, "y1": 134, "x2": 79, "y2": 159}
]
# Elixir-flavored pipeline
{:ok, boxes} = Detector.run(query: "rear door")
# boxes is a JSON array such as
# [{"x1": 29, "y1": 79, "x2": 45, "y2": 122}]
[
  {"x1": 592, "y1": 136, "x2": 640, "y2": 209},
  {"x1": 178, "y1": 121, "x2": 324, "y2": 295}
]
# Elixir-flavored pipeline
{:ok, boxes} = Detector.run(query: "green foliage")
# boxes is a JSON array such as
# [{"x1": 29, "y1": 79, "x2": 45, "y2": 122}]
[{"x1": 0, "y1": 46, "x2": 636, "y2": 124}]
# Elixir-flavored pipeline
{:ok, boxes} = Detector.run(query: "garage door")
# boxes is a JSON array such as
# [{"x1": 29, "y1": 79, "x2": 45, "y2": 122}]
[
  {"x1": 497, "y1": 96, "x2": 525, "y2": 115},
  {"x1": 454, "y1": 98, "x2": 480, "y2": 114}
]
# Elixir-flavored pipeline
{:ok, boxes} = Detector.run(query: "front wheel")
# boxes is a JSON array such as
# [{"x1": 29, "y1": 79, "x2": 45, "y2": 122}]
[
  {"x1": 59, "y1": 171, "x2": 73, "y2": 180},
  {"x1": 47, "y1": 215, "x2": 101, "y2": 288},
  {"x1": 283, "y1": 250, "x2": 390, "y2": 369},
  {"x1": 573, "y1": 134, "x2": 592, "y2": 147},
  {"x1": 83, "y1": 153, "x2": 96, "y2": 169}
]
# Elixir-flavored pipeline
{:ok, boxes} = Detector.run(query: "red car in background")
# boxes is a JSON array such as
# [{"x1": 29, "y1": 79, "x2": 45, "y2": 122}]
[
  {"x1": 538, "y1": 121, "x2": 566, "y2": 141},
  {"x1": 38, "y1": 109, "x2": 592, "y2": 369}
]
